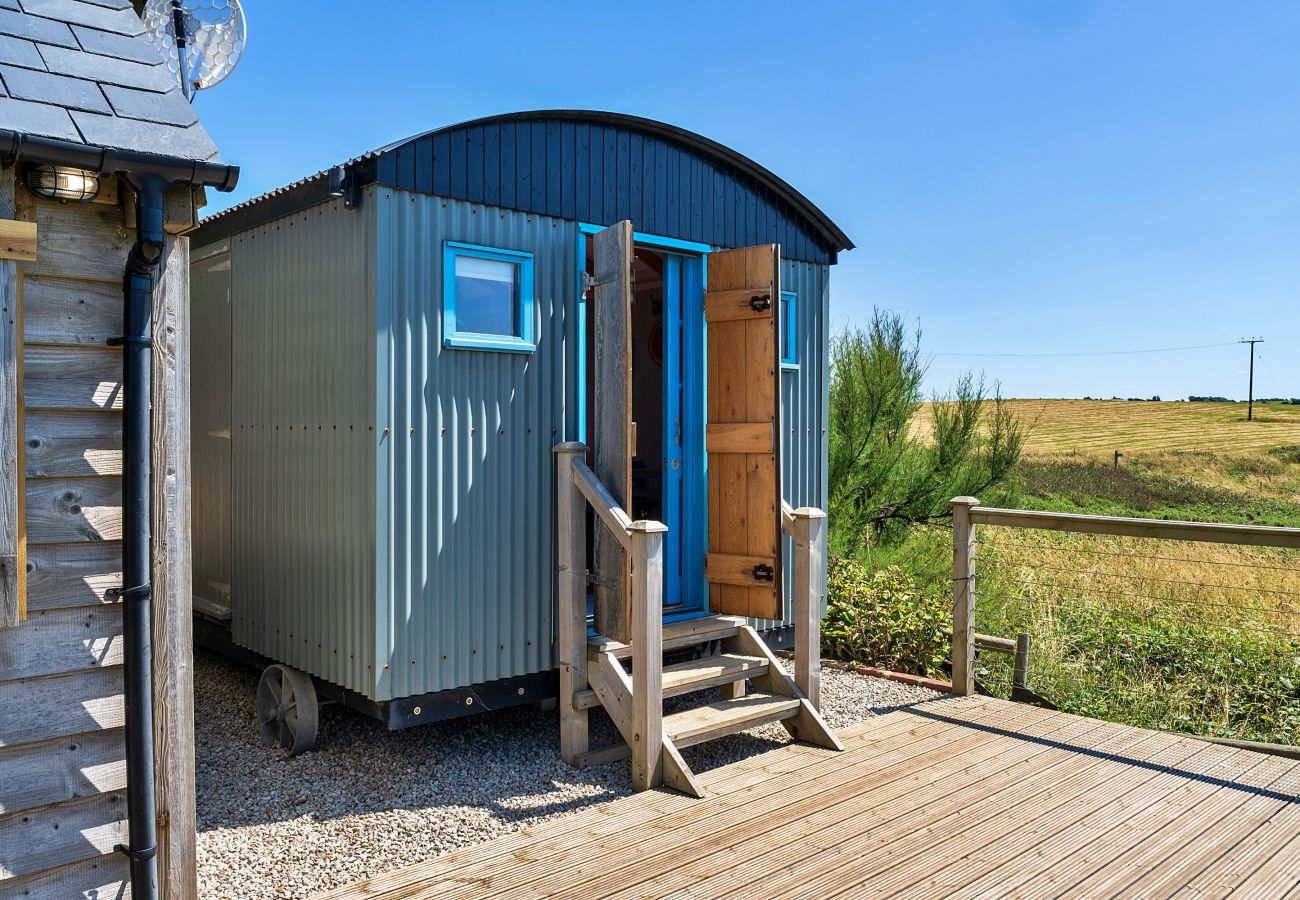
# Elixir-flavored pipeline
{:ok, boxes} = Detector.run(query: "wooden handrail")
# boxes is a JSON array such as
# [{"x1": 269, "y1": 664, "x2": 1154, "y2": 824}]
[
  {"x1": 570, "y1": 457, "x2": 634, "y2": 554},
  {"x1": 952, "y1": 496, "x2": 1300, "y2": 702},
  {"x1": 781, "y1": 500, "x2": 796, "y2": 536},
  {"x1": 969, "y1": 506, "x2": 1300, "y2": 550}
]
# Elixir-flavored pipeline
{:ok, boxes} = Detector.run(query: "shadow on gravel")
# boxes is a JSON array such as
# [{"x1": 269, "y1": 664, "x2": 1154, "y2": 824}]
[
  {"x1": 195, "y1": 648, "x2": 946, "y2": 834},
  {"x1": 195, "y1": 648, "x2": 635, "y2": 832}
]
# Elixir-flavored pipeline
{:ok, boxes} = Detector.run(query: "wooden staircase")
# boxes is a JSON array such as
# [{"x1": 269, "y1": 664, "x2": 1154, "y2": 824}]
[{"x1": 555, "y1": 444, "x2": 843, "y2": 798}]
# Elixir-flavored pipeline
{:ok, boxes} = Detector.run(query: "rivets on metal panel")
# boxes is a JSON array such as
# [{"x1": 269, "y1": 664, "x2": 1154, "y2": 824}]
[
  {"x1": 413, "y1": 706, "x2": 422, "y2": 715},
  {"x1": 465, "y1": 697, "x2": 473, "y2": 705},
  {"x1": 517, "y1": 687, "x2": 525, "y2": 695}
]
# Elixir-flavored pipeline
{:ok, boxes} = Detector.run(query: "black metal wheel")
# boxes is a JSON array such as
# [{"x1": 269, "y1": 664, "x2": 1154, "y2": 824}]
[{"x1": 256, "y1": 664, "x2": 318, "y2": 755}]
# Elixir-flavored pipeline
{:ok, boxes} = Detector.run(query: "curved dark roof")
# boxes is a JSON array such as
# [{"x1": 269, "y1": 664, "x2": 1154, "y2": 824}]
[
  {"x1": 383, "y1": 110, "x2": 852, "y2": 254},
  {"x1": 201, "y1": 110, "x2": 851, "y2": 263}
]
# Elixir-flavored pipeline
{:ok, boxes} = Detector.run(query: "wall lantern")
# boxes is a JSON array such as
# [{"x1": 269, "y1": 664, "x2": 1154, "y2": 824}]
[{"x1": 26, "y1": 164, "x2": 100, "y2": 203}]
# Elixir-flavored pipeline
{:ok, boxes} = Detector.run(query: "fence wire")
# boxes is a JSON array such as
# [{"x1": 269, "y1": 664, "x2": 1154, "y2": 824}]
[{"x1": 970, "y1": 527, "x2": 1300, "y2": 747}]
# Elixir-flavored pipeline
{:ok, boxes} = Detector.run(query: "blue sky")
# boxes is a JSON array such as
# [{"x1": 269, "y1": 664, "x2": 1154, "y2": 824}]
[{"x1": 196, "y1": 1, "x2": 1300, "y2": 400}]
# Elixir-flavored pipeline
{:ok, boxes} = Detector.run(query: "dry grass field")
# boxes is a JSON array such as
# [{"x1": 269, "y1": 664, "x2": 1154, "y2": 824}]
[
  {"x1": 870, "y1": 398, "x2": 1300, "y2": 745},
  {"x1": 916, "y1": 399, "x2": 1300, "y2": 456}
]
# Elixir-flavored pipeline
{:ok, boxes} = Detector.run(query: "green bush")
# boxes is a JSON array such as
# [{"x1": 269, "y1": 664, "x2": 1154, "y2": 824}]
[{"x1": 823, "y1": 557, "x2": 950, "y2": 677}]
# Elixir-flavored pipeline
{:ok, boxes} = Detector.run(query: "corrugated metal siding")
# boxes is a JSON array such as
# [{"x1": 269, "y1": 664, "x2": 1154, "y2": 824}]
[
  {"x1": 373, "y1": 120, "x2": 837, "y2": 265},
  {"x1": 373, "y1": 192, "x2": 572, "y2": 701},
  {"x1": 763, "y1": 258, "x2": 831, "y2": 629},
  {"x1": 226, "y1": 197, "x2": 378, "y2": 697},
  {"x1": 192, "y1": 247, "x2": 232, "y2": 612}
]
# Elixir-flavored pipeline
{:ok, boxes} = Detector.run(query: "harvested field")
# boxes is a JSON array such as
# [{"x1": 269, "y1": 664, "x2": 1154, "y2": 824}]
[{"x1": 915, "y1": 399, "x2": 1300, "y2": 456}]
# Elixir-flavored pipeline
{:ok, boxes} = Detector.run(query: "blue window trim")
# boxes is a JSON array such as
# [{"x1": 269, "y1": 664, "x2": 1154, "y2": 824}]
[
  {"x1": 577, "y1": 222, "x2": 712, "y2": 255},
  {"x1": 574, "y1": 223, "x2": 710, "y2": 614},
  {"x1": 442, "y1": 240, "x2": 536, "y2": 353},
  {"x1": 780, "y1": 289, "x2": 799, "y2": 371}
]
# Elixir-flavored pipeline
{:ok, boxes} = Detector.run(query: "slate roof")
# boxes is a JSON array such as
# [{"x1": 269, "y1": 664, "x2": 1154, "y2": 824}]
[{"x1": 0, "y1": 0, "x2": 221, "y2": 162}]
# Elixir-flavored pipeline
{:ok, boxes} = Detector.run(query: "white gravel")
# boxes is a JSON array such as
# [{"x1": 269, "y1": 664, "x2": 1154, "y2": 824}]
[{"x1": 195, "y1": 649, "x2": 941, "y2": 899}]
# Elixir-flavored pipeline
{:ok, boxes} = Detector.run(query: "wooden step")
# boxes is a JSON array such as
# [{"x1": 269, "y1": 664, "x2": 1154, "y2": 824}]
[
  {"x1": 664, "y1": 693, "x2": 801, "y2": 749},
  {"x1": 663, "y1": 654, "x2": 767, "y2": 698},
  {"x1": 573, "y1": 652, "x2": 767, "y2": 711},
  {"x1": 589, "y1": 615, "x2": 744, "y2": 660}
]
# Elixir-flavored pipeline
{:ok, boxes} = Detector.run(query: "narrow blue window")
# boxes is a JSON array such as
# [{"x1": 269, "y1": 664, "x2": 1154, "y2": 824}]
[
  {"x1": 780, "y1": 290, "x2": 798, "y2": 370},
  {"x1": 442, "y1": 241, "x2": 536, "y2": 353}
]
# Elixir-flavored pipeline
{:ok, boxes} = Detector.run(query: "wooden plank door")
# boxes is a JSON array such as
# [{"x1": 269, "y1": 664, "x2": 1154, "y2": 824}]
[
  {"x1": 592, "y1": 220, "x2": 634, "y2": 641},
  {"x1": 705, "y1": 245, "x2": 783, "y2": 620}
]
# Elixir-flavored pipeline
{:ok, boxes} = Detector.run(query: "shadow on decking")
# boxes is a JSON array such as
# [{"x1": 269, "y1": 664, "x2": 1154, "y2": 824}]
[{"x1": 900, "y1": 703, "x2": 1300, "y2": 804}]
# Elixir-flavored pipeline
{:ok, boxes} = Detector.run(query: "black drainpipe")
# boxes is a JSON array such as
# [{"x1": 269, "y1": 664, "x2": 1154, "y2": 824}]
[{"x1": 114, "y1": 173, "x2": 168, "y2": 900}]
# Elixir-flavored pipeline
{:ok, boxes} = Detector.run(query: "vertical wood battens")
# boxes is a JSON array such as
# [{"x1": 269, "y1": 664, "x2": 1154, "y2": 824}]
[{"x1": 371, "y1": 120, "x2": 837, "y2": 265}]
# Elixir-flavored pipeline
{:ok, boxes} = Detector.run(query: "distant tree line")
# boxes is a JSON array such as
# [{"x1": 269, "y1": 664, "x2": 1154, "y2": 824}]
[{"x1": 1186, "y1": 396, "x2": 1300, "y2": 404}]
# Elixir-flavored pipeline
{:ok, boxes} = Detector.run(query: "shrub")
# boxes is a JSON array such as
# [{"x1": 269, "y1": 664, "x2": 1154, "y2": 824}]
[{"x1": 823, "y1": 557, "x2": 950, "y2": 677}]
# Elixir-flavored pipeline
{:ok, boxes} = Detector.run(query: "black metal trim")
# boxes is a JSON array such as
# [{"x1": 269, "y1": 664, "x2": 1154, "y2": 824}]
[
  {"x1": 193, "y1": 617, "x2": 559, "y2": 730},
  {"x1": 0, "y1": 129, "x2": 238, "y2": 192}
]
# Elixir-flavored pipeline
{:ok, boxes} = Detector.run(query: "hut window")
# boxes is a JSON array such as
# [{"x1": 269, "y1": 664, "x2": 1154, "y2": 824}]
[
  {"x1": 442, "y1": 241, "x2": 536, "y2": 352},
  {"x1": 780, "y1": 290, "x2": 799, "y2": 370}
]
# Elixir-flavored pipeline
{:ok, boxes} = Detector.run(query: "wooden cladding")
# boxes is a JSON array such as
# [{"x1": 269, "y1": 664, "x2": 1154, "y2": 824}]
[
  {"x1": 704, "y1": 244, "x2": 783, "y2": 620},
  {"x1": 707, "y1": 423, "x2": 773, "y2": 454},
  {"x1": 0, "y1": 219, "x2": 37, "y2": 261}
]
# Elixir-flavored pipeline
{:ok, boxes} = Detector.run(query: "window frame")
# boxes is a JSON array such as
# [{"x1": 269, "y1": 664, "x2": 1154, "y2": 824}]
[
  {"x1": 779, "y1": 289, "x2": 799, "y2": 371},
  {"x1": 442, "y1": 240, "x2": 536, "y2": 353}
]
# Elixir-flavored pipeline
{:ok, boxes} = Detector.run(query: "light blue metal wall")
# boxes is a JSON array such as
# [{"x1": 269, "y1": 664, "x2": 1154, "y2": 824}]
[
  {"x1": 373, "y1": 192, "x2": 575, "y2": 701},
  {"x1": 762, "y1": 258, "x2": 831, "y2": 629},
  {"x1": 198, "y1": 188, "x2": 828, "y2": 703},
  {"x1": 223, "y1": 196, "x2": 380, "y2": 697}
]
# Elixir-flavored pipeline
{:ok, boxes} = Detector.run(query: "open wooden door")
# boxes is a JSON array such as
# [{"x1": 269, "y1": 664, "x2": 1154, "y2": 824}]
[
  {"x1": 705, "y1": 245, "x2": 783, "y2": 620},
  {"x1": 592, "y1": 220, "x2": 634, "y2": 641}
]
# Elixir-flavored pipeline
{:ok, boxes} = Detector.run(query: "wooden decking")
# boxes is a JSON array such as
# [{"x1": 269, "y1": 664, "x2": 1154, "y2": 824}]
[{"x1": 317, "y1": 696, "x2": 1300, "y2": 899}]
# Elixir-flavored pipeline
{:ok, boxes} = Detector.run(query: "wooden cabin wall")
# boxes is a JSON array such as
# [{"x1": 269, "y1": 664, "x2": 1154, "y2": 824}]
[{"x1": 0, "y1": 168, "x2": 196, "y2": 900}]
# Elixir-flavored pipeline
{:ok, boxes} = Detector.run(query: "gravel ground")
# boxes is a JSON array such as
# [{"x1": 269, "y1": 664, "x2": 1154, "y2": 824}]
[{"x1": 195, "y1": 649, "x2": 941, "y2": 899}]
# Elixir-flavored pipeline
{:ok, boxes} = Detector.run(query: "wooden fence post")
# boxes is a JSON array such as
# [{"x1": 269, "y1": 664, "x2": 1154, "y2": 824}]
[
  {"x1": 629, "y1": 519, "x2": 666, "y2": 791},
  {"x1": 553, "y1": 443, "x2": 589, "y2": 767},
  {"x1": 951, "y1": 497, "x2": 979, "y2": 696},
  {"x1": 1013, "y1": 632, "x2": 1031, "y2": 692},
  {"x1": 792, "y1": 506, "x2": 827, "y2": 710}
]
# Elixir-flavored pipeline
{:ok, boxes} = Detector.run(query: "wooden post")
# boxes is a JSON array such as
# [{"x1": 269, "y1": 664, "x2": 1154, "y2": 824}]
[
  {"x1": 1013, "y1": 632, "x2": 1031, "y2": 692},
  {"x1": 553, "y1": 442, "x2": 589, "y2": 767},
  {"x1": 951, "y1": 497, "x2": 979, "y2": 696},
  {"x1": 0, "y1": 168, "x2": 20, "y2": 628},
  {"x1": 792, "y1": 506, "x2": 827, "y2": 710},
  {"x1": 629, "y1": 519, "x2": 666, "y2": 792},
  {"x1": 151, "y1": 234, "x2": 196, "y2": 899}
]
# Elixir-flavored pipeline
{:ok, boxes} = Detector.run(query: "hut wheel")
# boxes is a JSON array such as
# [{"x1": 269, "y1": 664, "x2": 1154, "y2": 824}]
[{"x1": 256, "y1": 664, "x2": 318, "y2": 755}]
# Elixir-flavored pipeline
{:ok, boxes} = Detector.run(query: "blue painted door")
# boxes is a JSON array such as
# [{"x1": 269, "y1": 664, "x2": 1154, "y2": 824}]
[{"x1": 663, "y1": 252, "x2": 708, "y2": 617}]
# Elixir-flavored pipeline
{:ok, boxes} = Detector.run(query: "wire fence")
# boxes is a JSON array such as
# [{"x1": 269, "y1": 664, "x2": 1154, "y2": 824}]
[{"x1": 970, "y1": 525, "x2": 1300, "y2": 746}]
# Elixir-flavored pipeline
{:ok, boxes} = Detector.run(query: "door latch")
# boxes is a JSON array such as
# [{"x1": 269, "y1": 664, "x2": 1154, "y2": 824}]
[
  {"x1": 751, "y1": 563, "x2": 774, "y2": 582},
  {"x1": 749, "y1": 294, "x2": 772, "y2": 313}
]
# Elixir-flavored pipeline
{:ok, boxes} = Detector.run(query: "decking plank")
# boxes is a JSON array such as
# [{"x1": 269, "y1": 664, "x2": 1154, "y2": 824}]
[{"x1": 308, "y1": 697, "x2": 1300, "y2": 900}]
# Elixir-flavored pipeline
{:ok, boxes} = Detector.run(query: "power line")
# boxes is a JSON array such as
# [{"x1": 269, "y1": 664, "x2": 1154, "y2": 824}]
[
  {"x1": 1241, "y1": 338, "x2": 1263, "y2": 420},
  {"x1": 931, "y1": 341, "x2": 1238, "y2": 359}
]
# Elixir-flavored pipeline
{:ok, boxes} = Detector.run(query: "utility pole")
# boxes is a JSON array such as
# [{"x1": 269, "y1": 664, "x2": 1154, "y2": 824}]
[{"x1": 1241, "y1": 338, "x2": 1263, "y2": 421}]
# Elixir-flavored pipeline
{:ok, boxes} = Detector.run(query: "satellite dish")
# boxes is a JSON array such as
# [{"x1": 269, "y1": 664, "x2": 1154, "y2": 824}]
[{"x1": 142, "y1": 0, "x2": 247, "y2": 100}]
